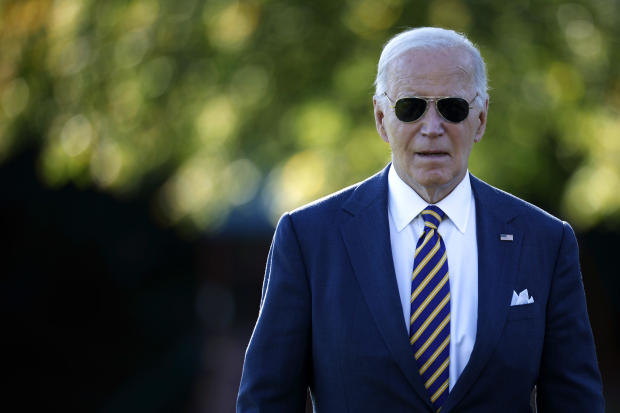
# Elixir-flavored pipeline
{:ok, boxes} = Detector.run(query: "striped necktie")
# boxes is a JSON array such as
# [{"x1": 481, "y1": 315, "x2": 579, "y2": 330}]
[{"x1": 409, "y1": 205, "x2": 450, "y2": 411}]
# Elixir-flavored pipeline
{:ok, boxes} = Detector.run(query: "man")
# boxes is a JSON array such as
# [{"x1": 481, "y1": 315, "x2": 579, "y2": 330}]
[{"x1": 237, "y1": 27, "x2": 604, "y2": 412}]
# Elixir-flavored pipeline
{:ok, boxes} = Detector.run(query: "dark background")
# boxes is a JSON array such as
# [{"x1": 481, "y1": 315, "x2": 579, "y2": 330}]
[
  {"x1": 3, "y1": 148, "x2": 268, "y2": 412},
  {"x1": 2, "y1": 0, "x2": 619, "y2": 412}
]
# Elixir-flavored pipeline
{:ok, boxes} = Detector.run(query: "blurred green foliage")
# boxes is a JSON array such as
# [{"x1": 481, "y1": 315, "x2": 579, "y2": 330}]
[{"x1": 1, "y1": 0, "x2": 620, "y2": 232}]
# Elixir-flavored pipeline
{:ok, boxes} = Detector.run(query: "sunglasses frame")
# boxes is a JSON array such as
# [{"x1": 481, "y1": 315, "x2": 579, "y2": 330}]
[{"x1": 383, "y1": 91, "x2": 478, "y2": 123}]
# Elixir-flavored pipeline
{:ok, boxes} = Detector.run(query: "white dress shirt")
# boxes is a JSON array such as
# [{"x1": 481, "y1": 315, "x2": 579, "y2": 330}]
[{"x1": 387, "y1": 165, "x2": 478, "y2": 391}]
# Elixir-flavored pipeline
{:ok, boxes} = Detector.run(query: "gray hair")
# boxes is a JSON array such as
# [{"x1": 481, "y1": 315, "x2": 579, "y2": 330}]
[{"x1": 374, "y1": 27, "x2": 488, "y2": 100}]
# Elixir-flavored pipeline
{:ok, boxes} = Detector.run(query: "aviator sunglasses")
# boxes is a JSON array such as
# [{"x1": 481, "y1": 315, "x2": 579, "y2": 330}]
[{"x1": 383, "y1": 92, "x2": 478, "y2": 123}]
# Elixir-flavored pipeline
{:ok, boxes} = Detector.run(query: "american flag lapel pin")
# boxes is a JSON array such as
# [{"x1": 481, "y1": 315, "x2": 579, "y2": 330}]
[{"x1": 500, "y1": 233, "x2": 514, "y2": 241}]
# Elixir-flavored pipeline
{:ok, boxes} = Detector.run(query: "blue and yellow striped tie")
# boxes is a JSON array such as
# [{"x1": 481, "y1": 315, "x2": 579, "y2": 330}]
[{"x1": 410, "y1": 205, "x2": 450, "y2": 411}]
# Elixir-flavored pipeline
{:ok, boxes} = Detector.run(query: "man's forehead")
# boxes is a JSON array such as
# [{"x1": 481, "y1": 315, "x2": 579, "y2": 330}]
[
  {"x1": 390, "y1": 46, "x2": 472, "y2": 70},
  {"x1": 386, "y1": 48, "x2": 474, "y2": 92}
]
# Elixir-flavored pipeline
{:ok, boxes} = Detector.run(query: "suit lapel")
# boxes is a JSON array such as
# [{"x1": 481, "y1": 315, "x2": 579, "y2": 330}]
[
  {"x1": 441, "y1": 175, "x2": 523, "y2": 413},
  {"x1": 340, "y1": 166, "x2": 434, "y2": 410}
]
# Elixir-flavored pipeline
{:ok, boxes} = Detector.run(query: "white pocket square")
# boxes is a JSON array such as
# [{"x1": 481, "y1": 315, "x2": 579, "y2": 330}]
[{"x1": 510, "y1": 289, "x2": 534, "y2": 306}]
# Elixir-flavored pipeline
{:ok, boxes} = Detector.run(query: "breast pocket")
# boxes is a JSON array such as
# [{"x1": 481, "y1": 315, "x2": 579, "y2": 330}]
[{"x1": 507, "y1": 303, "x2": 540, "y2": 321}]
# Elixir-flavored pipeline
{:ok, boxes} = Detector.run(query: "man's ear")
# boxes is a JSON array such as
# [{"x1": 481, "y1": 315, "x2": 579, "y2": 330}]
[
  {"x1": 373, "y1": 97, "x2": 390, "y2": 143},
  {"x1": 473, "y1": 97, "x2": 488, "y2": 143}
]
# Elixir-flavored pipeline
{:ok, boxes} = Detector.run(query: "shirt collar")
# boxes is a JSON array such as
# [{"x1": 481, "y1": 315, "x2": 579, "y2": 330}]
[{"x1": 387, "y1": 164, "x2": 472, "y2": 234}]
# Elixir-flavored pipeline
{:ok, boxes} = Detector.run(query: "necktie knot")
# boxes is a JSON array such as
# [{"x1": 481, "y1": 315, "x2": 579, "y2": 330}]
[{"x1": 421, "y1": 205, "x2": 445, "y2": 231}]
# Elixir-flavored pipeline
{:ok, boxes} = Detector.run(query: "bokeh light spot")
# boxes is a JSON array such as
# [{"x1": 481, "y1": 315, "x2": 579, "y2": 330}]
[
  {"x1": 115, "y1": 29, "x2": 151, "y2": 69},
  {"x1": 159, "y1": 155, "x2": 230, "y2": 230},
  {"x1": 563, "y1": 163, "x2": 620, "y2": 229},
  {"x1": 196, "y1": 95, "x2": 239, "y2": 147},
  {"x1": 49, "y1": 0, "x2": 84, "y2": 37},
  {"x1": 39, "y1": 139, "x2": 71, "y2": 187},
  {"x1": 557, "y1": 3, "x2": 603, "y2": 60},
  {"x1": 545, "y1": 62, "x2": 584, "y2": 104},
  {"x1": 264, "y1": 150, "x2": 328, "y2": 224},
  {"x1": 343, "y1": 0, "x2": 403, "y2": 38},
  {"x1": 124, "y1": 0, "x2": 160, "y2": 30},
  {"x1": 60, "y1": 114, "x2": 94, "y2": 157},
  {"x1": 205, "y1": 1, "x2": 260, "y2": 51},
  {"x1": 223, "y1": 158, "x2": 262, "y2": 207},
  {"x1": 291, "y1": 101, "x2": 348, "y2": 148},
  {"x1": 561, "y1": 110, "x2": 620, "y2": 228},
  {"x1": 90, "y1": 139, "x2": 123, "y2": 188}
]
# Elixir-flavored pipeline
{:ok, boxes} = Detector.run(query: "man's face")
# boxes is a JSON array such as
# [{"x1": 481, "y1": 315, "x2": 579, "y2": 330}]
[{"x1": 374, "y1": 48, "x2": 488, "y2": 203}]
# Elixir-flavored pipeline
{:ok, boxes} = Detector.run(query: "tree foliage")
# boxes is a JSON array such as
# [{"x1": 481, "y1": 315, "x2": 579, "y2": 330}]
[{"x1": 1, "y1": 0, "x2": 619, "y2": 232}]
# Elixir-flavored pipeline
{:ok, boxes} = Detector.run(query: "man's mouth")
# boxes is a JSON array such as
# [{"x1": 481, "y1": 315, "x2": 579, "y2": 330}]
[{"x1": 415, "y1": 151, "x2": 449, "y2": 157}]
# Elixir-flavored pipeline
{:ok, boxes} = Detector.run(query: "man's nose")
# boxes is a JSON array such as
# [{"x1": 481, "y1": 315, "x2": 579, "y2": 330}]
[{"x1": 420, "y1": 102, "x2": 445, "y2": 137}]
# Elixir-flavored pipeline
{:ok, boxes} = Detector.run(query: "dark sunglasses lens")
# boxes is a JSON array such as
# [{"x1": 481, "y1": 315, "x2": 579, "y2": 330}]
[
  {"x1": 394, "y1": 98, "x2": 427, "y2": 122},
  {"x1": 437, "y1": 98, "x2": 469, "y2": 122}
]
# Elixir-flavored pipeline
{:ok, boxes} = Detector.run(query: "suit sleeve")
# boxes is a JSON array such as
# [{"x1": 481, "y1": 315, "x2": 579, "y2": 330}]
[
  {"x1": 237, "y1": 213, "x2": 311, "y2": 413},
  {"x1": 537, "y1": 222, "x2": 605, "y2": 412}
]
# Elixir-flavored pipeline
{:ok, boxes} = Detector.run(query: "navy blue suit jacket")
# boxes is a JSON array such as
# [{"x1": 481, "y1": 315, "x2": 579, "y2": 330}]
[{"x1": 237, "y1": 165, "x2": 604, "y2": 412}]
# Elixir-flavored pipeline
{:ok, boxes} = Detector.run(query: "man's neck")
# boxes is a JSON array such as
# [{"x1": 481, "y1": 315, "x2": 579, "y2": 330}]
[{"x1": 397, "y1": 170, "x2": 466, "y2": 204}]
